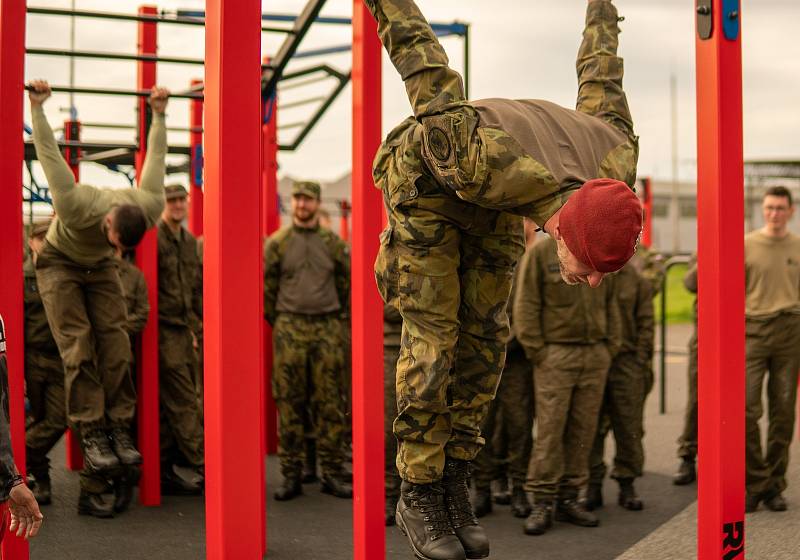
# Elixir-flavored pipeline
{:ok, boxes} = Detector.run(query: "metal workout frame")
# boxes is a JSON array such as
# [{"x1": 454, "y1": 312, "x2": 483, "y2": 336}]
[{"x1": 0, "y1": 1, "x2": 744, "y2": 559}]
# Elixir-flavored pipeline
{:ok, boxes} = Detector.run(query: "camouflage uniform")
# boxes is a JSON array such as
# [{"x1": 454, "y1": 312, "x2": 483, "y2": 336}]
[
  {"x1": 384, "y1": 304, "x2": 403, "y2": 502},
  {"x1": 23, "y1": 256, "x2": 67, "y2": 485},
  {"x1": 157, "y1": 220, "x2": 204, "y2": 469},
  {"x1": 264, "y1": 223, "x2": 350, "y2": 480},
  {"x1": 473, "y1": 273, "x2": 534, "y2": 492},
  {"x1": 589, "y1": 261, "x2": 654, "y2": 486},
  {"x1": 677, "y1": 255, "x2": 698, "y2": 460},
  {"x1": 368, "y1": 0, "x2": 637, "y2": 483},
  {"x1": 515, "y1": 237, "x2": 620, "y2": 501}
]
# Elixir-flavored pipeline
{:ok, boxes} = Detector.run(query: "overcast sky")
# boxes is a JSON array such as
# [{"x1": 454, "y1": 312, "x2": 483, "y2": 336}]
[{"x1": 23, "y1": 0, "x2": 800, "y2": 192}]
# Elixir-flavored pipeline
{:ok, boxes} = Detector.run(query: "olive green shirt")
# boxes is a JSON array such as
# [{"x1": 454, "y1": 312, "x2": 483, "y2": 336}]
[
  {"x1": 263, "y1": 225, "x2": 350, "y2": 324},
  {"x1": 744, "y1": 230, "x2": 800, "y2": 318},
  {"x1": 32, "y1": 105, "x2": 166, "y2": 266},
  {"x1": 118, "y1": 257, "x2": 150, "y2": 336},
  {"x1": 513, "y1": 237, "x2": 621, "y2": 362},
  {"x1": 614, "y1": 262, "x2": 654, "y2": 363},
  {"x1": 157, "y1": 221, "x2": 202, "y2": 333},
  {"x1": 23, "y1": 257, "x2": 58, "y2": 354}
]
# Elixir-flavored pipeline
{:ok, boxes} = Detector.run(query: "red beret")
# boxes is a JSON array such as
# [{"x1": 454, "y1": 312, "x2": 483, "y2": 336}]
[{"x1": 559, "y1": 179, "x2": 643, "y2": 273}]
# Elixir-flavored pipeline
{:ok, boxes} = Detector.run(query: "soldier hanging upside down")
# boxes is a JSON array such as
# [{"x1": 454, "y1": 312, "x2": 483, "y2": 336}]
[{"x1": 366, "y1": 0, "x2": 642, "y2": 558}]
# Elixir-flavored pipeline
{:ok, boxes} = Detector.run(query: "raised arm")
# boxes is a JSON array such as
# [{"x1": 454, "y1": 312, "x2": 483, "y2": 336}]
[
  {"x1": 137, "y1": 88, "x2": 169, "y2": 226},
  {"x1": 364, "y1": 0, "x2": 465, "y2": 117}
]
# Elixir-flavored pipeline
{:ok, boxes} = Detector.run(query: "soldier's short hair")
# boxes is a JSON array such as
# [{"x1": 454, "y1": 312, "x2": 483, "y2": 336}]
[
  {"x1": 113, "y1": 204, "x2": 148, "y2": 248},
  {"x1": 764, "y1": 186, "x2": 793, "y2": 207}
]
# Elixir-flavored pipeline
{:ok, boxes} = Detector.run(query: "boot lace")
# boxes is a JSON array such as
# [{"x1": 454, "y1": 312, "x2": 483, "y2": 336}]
[
  {"x1": 408, "y1": 485, "x2": 454, "y2": 541},
  {"x1": 443, "y1": 462, "x2": 478, "y2": 529}
]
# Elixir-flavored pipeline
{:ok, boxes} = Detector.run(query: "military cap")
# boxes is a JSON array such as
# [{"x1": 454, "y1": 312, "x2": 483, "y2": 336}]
[
  {"x1": 165, "y1": 184, "x2": 189, "y2": 201},
  {"x1": 29, "y1": 219, "x2": 52, "y2": 239},
  {"x1": 292, "y1": 181, "x2": 321, "y2": 200}
]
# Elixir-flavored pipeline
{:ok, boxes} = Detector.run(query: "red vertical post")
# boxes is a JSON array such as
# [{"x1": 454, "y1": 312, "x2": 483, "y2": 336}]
[
  {"x1": 0, "y1": 1, "x2": 30, "y2": 559},
  {"x1": 204, "y1": 0, "x2": 264, "y2": 557},
  {"x1": 62, "y1": 120, "x2": 85, "y2": 471},
  {"x1": 339, "y1": 200, "x2": 351, "y2": 242},
  {"x1": 135, "y1": 4, "x2": 161, "y2": 507},
  {"x1": 695, "y1": 2, "x2": 745, "y2": 559},
  {"x1": 189, "y1": 78, "x2": 204, "y2": 237},
  {"x1": 640, "y1": 177, "x2": 652, "y2": 249},
  {"x1": 261, "y1": 79, "x2": 279, "y2": 456},
  {"x1": 352, "y1": 4, "x2": 384, "y2": 560}
]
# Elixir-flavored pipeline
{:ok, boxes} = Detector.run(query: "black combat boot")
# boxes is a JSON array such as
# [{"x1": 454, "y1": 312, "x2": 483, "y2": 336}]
[
  {"x1": 556, "y1": 498, "x2": 599, "y2": 527},
  {"x1": 584, "y1": 483, "x2": 603, "y2": 511},
  {"x1": 386, "y1": 494, "x2": 399, "y2": 526},
  {"x1": 443, "y1": 459, "x2": 489, "y2": 559},
  {"x1": 162, "y1": 463, "x2": 203, "y2": 496},
  {"x1": 274, "y1": 475, "x2": 303, "y2": 501},
  {"x1": 78, "y1": 490, "x2": 114, "y2": 518},
  {"x1": 510, "y1": 485, "x2": 531, "y2": 518},
  {"x1": 114, "y1": 466, "x2": 141, "y2": 513},
  {"x1": 32, "y1": 477, "x2": 51, "y2": 506},
  {"x1": 82, "y1": 431, "x2": 120, "y2": 472},
  {"x1": 320, "y1": 473, "x2": 353, "y2": 499},
  {"x1": 764, "y1": 493, "x2": 788, "y2": 512},
  {"x1": 523, "y1": 501, "x2": 554, "y2": 535},
  {"x1": 472, "y1": 487, "x2": 492, "y2": 518},
  {"x1": 492, "y1": 478, "x2": 511, "y2": 505},
  {"x1": 673, "y1": 457, "x2": 696, "y2": 485},
  {"x1": 109, "y1": 428, "x2": 142, "y2": 466},
  {"x1": 618, "y1": 479, "x2": 644, "y2": 511},
  {"x1": 396, "y1": 481, "x2": 466, "y2": 560}
]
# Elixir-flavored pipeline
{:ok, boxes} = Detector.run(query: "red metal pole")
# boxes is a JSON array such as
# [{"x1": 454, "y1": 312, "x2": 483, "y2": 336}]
[
  {"x1": 695, "y1": 2, "x2": 745, "y2": 559},
  {"x1": 261, "y1": 78, "x2": 279, "y2": 456},
  {"x1": 189, "y1": 78, "x2": 204, "y2": 237},
  {"x1": 640, "y1": 177, "x2": 652, "y2": 249},
  {"x1": 351, "y1": 4, "x2": 384, "y2": 559},
  {"x1": 62, "y1": 120, "x2": 85, "y2": 472},
  {"x1": 0, "y1": 1, "x2": 30, "y2": 558},
  {"x1": 204, "y1": 0, "x2": 264, "y2": 557},
  {"x1": 135, "y1": 4, "x2": 161, "y2": 507},
  {"x1": 339, "y1": 200, "x2": 351, "y2": 242}
]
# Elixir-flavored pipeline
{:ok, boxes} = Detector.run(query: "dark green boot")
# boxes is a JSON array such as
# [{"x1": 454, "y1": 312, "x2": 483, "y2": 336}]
[{"x1": 397, "y1": 481, "x2": 466, "y2": 560}]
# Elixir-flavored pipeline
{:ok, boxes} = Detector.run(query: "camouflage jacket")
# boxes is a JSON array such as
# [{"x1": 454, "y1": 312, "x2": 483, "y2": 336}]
[
  {"x1": 513, "y1": 237, "x2": 621, "y2": 362},
  {"x1": 614, "y1": 262, "x2": 655, "y2": 363},
  {"x1": 157, "y1": 221, "x2": 202, "y2": 333},
  {"x1": 23, "y1": 257, "x2": 59, "y2": 355},
  {"x1": 384, "y1": 303, "x2": 403, "y2": 347},
  {"x1": 118, "y1": 257, "x2": 150, "y2": 336},
  {"x1": 263, "y1": 225, "x2": 350, "y2": 325},
  {"x1": 367, "y1": 0, "x2": 637, "y2": 227}
]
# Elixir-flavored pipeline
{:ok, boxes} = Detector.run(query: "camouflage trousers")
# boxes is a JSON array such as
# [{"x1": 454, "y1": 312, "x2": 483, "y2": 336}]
[
  {"x1": 526, "y1": 343, "x2": 610, "y2": 501},
  {"x1": 35, "y1": 242, "x2": 136, "y2": 432},
  {"x1": 375, "y1": 176, "x2": 524, "y2": 483},
  {"x1": 25, "y1": 351, "x2": 67, "y2": 481},
  {"x1": 589, "y1": 352, "x2": 647, "y2": 485},
  {"x1": 473, "y1": 346, "x2": 534, "y2": 489},
  {"x1": 159, "y1": 324, "x2": 204, "y2": 468},
  {"x1": 677, "y1": 329, "x2": 698, "y2": 459},
  {"x1": 384, "y1": 344, "x2": 402, "y2": 499},
  {"x1": 272, "y1": 313, "x2": 347, "y2": 479},
  {"x1": 745, "y1": 313, "x2": 800, "y2": 498}
]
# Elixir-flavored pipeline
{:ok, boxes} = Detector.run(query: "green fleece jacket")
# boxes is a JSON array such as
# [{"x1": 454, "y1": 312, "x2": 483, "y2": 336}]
[{"x1": 32, "y1": 105, "x2": 166, "y2": 266}]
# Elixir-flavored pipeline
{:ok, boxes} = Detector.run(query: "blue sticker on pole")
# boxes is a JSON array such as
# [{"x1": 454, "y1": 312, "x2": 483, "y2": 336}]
[
  {"x1": 193, "y1": 145, "x2": 204, "y2": 187},
  {"x1": 722, "y1": 0, "x2": 740, "y2": 40}
]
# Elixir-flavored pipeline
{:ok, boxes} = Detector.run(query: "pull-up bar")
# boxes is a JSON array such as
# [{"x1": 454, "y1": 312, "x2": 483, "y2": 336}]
[
  {"x1": 23, "y1": 84, "x2": 203, "y2": 100},
  {"x1": 27, "y1": 47, "x2": 205, "y2": 66},
  {"x1": 26, "y1": 6, "x2": 292, "y2": 34}
]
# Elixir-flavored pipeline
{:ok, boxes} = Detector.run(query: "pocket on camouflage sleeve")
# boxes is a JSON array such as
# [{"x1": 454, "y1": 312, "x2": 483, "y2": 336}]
[{"x1": 420, "y1": 109, "x2": 487, "y2": 194}]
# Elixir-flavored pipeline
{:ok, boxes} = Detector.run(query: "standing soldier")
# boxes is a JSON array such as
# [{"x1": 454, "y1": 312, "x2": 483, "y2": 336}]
[
  {"x1": 515, "y1": 236, "x2": 620, "y2": 536},
  {"x1": 586, "y1": 258, "x2": 655, "y2": 511},
  {"x1": 743, "y1": 186, "x2": 800, "y2": 512},
  {"x1": 472, "y1": 220, "x2": 538, "y2": 519},
  {"x1": 264, "y1": 181, "x2": 352, "y2": 501},
  {"x1": 674, "y1": 255, "x2": 698, "y2": 485},
  {"x1": 384, "y1": 302, "x2": 403, "y2": 525},
  {"x1": 23, "y1": 220, "x2": 66, "y2": 507},
  {"x1": 28, "y1": 81, "x2": 169, "y2": 515},
  {"x1": 157, "y1": 184, "x2": 205, "y2": 494},
  {"x1": 367, "y1": 0, "x2": 642, "y2": 556}
]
